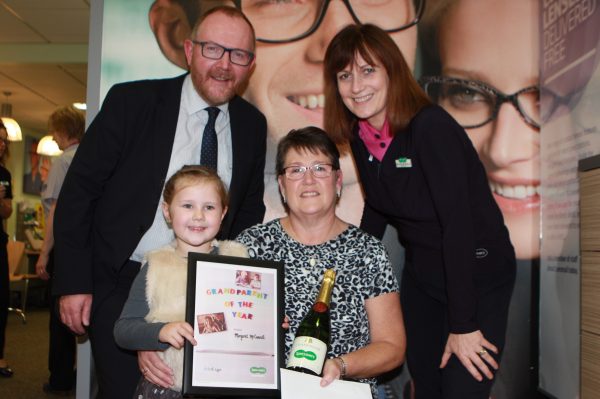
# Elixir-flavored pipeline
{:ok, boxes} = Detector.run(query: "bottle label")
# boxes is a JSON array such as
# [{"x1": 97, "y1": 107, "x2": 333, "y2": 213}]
[{"x1": 287, "y1": 336, "x2": 327, "y2": 374}]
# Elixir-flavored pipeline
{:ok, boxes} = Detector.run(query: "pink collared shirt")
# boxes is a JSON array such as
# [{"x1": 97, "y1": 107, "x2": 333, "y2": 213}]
[{"x1": 358, "y1": 119, "x2": 392, "y2": 162}]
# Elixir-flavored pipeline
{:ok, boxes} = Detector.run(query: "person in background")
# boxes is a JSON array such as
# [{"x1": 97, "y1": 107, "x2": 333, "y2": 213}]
[
  {"x1": 237, "y1": 127, "x2": 406, "y2": 398},
  {"x1": 324, "y1": 24, "x2": 516, "y2": 398},
  {"x1": 114, "y1": 166, "x2": 248, "y2": 399},
  {"x1": 52, "y1": 6, "x2": 266, "y2": 398},
  {"x1": 0, "y1": 121, "x2": 13, "y2": 377},
  {"x1": 35, "y1": 106, "x2": 85, "y2": 394}
]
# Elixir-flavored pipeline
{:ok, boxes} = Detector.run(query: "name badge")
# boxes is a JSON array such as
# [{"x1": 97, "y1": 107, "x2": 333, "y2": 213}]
[{"x1": 395, "y1": 157, "x2": 412, "y2": 168}]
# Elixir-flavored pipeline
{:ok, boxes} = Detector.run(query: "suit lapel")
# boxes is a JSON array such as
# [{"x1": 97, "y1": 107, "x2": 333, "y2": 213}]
[
  {"x1": 152, "y1": 75, "x2": 186, "y2": 194},
  {"x1": 224, "y1": 96, "x2": 245, "y2": 235},
  {"x1": 229, "y1": 96, "x2": 247, "y2": 208}
]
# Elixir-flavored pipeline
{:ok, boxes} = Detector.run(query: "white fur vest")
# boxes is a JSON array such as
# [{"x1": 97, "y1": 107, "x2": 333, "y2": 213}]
[{"x1": 144, "y1": 241, "x2": 249, "y2": 391}]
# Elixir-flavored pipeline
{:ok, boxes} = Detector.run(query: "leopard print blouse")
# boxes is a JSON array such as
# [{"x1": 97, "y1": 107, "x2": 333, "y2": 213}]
[{"x1": 237, "y1": 219, "x2": 399, "y2": 396}]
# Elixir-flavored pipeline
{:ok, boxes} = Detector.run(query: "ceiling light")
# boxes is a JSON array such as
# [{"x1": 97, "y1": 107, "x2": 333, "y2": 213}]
[
  {"x1": 73, "y1": 102, "x2": 87, "y2": 110},
  {"x1": 37, "y1": 135, "x2": 63, "y2": 156},
  {"x1": 1, "y1": 92, "x2": 22, "y2": 142}
]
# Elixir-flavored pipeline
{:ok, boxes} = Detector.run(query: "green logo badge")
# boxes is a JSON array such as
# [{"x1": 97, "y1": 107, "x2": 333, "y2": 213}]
[
  {"x1": 293, "y1": 350, "x2": 317, "y2": 361},
  {"x1": 395, "y1": 157, "x2": 412, "y2": 168},
  {"x1": 250, "y1": 367, "x2": 267, "y2": 374}
]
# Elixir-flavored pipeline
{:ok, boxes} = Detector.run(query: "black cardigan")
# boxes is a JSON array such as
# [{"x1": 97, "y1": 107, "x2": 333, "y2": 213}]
[{"x1": 351, "y1": 105, "x2": 516, "y2": 333}]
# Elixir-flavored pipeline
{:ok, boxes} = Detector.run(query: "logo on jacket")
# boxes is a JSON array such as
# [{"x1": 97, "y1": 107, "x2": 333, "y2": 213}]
[
  {"x1": 395, "y1": 157, "x2": 412, "y2": 168},
  {"x1": 475, "y1": 248, "x2": 488, "y2": 258}
]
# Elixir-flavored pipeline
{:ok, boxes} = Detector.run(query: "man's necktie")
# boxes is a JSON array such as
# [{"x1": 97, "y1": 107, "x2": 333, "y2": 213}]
[{"x1": 201, "y1": 107, "x2": 220, "y2": 171}]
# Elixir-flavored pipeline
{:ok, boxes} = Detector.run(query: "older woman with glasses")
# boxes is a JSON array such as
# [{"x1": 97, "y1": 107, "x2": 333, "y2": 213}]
[
  {"x1": 237, "y1": 127, "x2": 406, "y2": 398},
  {"x1": 323, "y1": 24, "x2": 516, "y2": 399}
]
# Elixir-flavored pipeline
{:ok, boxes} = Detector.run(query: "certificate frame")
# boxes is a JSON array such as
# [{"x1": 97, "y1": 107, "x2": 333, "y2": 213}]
[{"x1": 182, "y1": 252, "x2": 284, "y2": 397}]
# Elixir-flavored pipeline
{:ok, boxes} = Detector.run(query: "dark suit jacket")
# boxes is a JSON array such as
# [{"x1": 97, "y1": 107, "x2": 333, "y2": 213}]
[{"x1": 53, "y1": 74, "x2": 266, "y2": 300}]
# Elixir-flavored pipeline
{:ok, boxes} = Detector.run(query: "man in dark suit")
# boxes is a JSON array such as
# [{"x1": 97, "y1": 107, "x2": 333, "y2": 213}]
[{"x1": 52, "y1": 7, "x2": 266, "y2": 399}]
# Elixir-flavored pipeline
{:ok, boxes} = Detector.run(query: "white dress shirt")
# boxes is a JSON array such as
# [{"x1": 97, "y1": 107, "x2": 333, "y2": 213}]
[{"x1": 131, "y1": 75, "x2": 233, "y2": 262}]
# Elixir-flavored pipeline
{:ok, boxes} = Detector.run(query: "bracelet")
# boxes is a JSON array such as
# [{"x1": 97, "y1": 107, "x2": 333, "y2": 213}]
[{"x1": 336, "y1": 356, "x2": 347, "y2": 379}]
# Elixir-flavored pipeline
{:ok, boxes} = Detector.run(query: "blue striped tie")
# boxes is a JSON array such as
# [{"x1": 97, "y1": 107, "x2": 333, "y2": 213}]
[{"x1": 201, "y1": 107, "x2": 219, "y2": 171}]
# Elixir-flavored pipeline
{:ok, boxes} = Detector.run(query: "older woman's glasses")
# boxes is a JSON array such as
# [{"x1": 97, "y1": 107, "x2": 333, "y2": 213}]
[
  {"x1": 420, "y1": 76, "x2": 540, "y2": 130},
  {"x1": 283, "y1": 164, "x2": 334, "y2": 180},
  {"x1": 235, "y1": 0, "x2": 425, "y2": 44},
  {"x1": 191, "y1": 41, "x2": 254, "y2": 66}
]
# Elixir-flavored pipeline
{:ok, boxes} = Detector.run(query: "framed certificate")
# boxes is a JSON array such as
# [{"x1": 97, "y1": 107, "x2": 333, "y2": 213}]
[{"x1": 182, "y1": 252, "x2": 284, "y2": 397}]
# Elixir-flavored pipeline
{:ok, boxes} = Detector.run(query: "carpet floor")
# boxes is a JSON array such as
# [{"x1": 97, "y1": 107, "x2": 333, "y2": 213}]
[{"x1": 0, "y1": 307, "x2": 75, "y2": 399}]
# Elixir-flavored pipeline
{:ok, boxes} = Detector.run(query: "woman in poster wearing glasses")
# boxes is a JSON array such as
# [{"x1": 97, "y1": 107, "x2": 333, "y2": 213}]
[
  {"x1": 323, "y1": 24, "x2": 516, "y2": 399},
  {"x1": 418, "y1": 1, "x2": 541, "y2": 397}
]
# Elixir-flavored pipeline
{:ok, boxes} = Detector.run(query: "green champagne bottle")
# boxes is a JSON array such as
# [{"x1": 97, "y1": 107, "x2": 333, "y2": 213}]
[{"x1": 287, "y1": 268, "x2": 336, "y2": 376}]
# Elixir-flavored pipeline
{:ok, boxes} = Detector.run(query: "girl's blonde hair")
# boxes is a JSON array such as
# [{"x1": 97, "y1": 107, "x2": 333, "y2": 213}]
[{"x1": 163, "y1": 165, "x2": 228, "y2": 208}]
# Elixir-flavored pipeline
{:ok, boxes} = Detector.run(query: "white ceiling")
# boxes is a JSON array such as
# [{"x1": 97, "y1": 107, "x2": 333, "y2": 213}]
[{"x1": 0, "y1": 0, "x2": 89, "y2": 133}]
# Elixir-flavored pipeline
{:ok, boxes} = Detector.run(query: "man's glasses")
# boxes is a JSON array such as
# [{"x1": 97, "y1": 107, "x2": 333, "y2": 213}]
[
  {"x1": 191, "y1": 40, "x2": 254, "y2": 67},
  {"x1": 234, "y1": 0, "x2": 425, "y2": 44},
  {"x1": 420, "y1": 76, "x2": 540, "y2": 130},
  {"x1": 282, "y1": 164, "x2": 335, "y2": 180}
]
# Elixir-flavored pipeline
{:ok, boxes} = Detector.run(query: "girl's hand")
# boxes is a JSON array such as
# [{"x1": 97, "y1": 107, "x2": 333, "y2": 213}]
[
  {"x1": 158, "y1": 322, "x2": 197, "y2": 349},
  {"x1": 439, "y1": 330, "x2": 498, "y2": 381}
]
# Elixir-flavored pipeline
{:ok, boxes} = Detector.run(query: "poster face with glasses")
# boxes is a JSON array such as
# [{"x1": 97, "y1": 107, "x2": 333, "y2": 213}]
[
  {"x1": 22, "y1": 135, "x2": 51, "y2": 196},
  {"x1": 183, "y1": 253, "x2": 284, "y2": 397},
  {"x1": 418, "y1": 2, "x2": 542, "y2": 397},
  {"x1": 99, "y1": 1, "x2": 539, "y2": 397}
]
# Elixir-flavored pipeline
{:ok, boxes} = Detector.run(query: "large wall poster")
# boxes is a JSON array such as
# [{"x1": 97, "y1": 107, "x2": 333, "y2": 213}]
[
  {"x1": 96, "y1": 1, "x2": 543, "y2": 398},
  {"x1": 539, "y1": 0, "x2": 600, "y2": 398},
  {"x1": 98, "y1": 0, "x2": 413, "y2": 395},
  {"x1": 100, "y1": 0, "x2": 419, "y2": 228},
  {"x1": 419, "y1": 1, "x2": 540, "y2": 398},
  {"x1": 100, "y1": 0, "x2": 183, "y2": 101}
]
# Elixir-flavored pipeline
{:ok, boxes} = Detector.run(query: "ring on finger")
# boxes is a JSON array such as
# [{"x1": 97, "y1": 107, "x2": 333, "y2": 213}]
[
  {"x1": 142, "y1": 368, "x2": 148, "y2": 375},
  {"x1": 477, "y1": 349, "x2": 488, "y2": 357}
]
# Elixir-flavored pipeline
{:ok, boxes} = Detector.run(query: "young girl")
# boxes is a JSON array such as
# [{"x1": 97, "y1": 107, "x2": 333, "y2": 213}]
[{"x1": 114, "y1": 165, "x2": 248, "y2": 398}]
